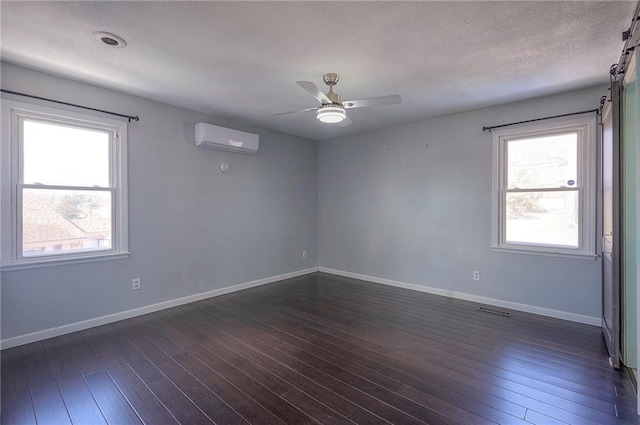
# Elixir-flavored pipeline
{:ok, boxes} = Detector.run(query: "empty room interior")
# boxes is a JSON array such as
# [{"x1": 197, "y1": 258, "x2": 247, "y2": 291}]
[{"x1": 2, "y1": 1, "x2": 640, "y2": 424}]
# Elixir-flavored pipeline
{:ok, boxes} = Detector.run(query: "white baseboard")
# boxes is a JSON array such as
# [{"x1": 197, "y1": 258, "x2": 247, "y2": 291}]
[
  {"x1": 1, "y1": 267, "x2": 319, "y2": 350},
  {"x1": 319, "y1": 267, "x2": 601, "y2": 327}
]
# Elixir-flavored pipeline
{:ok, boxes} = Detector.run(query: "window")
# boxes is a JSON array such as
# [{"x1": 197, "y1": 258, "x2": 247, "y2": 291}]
[
  {"x1": 1, "y1": 101, "x2": 129, "y2": 268},
  {"x1": 491, "y1": 116, "x2": 596, "y2": 258}
]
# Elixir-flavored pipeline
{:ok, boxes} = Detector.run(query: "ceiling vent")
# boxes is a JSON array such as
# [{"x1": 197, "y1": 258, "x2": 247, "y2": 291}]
[{"x1": 93, "y1": 31, "x2": 127, "y2": 48}]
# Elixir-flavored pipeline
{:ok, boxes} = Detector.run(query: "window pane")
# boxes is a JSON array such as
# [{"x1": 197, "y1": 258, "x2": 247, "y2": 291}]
[
  {"x1": 23, "y1": 120, "x2": 110, "y2": 187},
  {"x1": 507, "y1": 133, "x2": 578, "y2": 189},
  {"x1": 23, "y1": 188, "x2": 112, "y2": 257},
  {"x1": 505, "y1": 191, "x2": 579, "y2": 248}
]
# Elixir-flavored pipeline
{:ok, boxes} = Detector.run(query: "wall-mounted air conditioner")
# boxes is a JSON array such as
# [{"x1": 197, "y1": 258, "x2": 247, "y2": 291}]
[{"x1": 195, "y1": 122, "x2": 259, "y2": 154}]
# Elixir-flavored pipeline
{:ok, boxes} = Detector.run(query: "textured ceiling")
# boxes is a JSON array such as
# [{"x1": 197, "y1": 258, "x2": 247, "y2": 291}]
[{"x1": 0, "y1": 1, "x2": 635, "y2": 141}]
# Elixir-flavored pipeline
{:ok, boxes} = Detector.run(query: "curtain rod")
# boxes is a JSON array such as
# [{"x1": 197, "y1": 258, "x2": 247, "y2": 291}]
[
  {"x1": 0, "y1": 89, "x2": 140, "y2": 122},
  {"x1": 482, "y1": 108, "x2": 599, "y2": 132}
]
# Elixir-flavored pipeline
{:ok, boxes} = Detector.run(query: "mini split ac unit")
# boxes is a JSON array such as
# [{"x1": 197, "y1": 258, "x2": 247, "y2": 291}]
[{"x1": 195, "y1": 122, "x2": 259, "y2": 154}]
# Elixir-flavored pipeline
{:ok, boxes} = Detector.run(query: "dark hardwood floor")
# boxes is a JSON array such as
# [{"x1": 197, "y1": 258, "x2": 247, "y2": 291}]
[{"x1": 2, "y1": 272, "x2": 638, "y2": 424}]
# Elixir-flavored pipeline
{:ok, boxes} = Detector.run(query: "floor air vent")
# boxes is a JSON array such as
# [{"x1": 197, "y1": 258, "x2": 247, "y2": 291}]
[{"x1": 477, "y1": 306, "x2": 512, "y2": 317}]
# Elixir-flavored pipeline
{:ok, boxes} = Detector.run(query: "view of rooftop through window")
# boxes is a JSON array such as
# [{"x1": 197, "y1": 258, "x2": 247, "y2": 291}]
[{"x1": 22, "y1": 119, "x2": 113, "y2": 257}]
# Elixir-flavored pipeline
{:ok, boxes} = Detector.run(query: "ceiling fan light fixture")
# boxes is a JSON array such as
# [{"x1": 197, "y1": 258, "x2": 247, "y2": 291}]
[{"x1": 316, "y1": 105, "x2": 346, "y2": 123}]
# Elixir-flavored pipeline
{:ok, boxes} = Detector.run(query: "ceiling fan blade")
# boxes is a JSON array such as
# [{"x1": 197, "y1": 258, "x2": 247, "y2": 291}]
[
  {"x1": 272, "y1": 107, "x2": 318, "y2": 116},
  {"x1": 340, "y1": 116, "x2": 353, "y2": 127},
  {"x1": 297, "y1": 81, "x2": 331, "y2": 104},
  {"x1": 342, "y1": 94, "x2": 401, "y2": 109}
]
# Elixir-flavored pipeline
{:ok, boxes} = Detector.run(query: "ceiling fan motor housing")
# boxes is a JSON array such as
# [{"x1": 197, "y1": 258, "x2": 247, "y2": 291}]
[
  {"x1": 326, "y1": 92, "x2": 341, "y2": 104},
  {"x1": 323, "y1": 73, "x2": 342, "y2": 104}
]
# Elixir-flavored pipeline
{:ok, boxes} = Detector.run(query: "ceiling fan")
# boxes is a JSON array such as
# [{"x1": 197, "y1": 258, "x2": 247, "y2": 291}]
[{"x1": 275, "y1": 73, "x2": 401, "y2": 126}]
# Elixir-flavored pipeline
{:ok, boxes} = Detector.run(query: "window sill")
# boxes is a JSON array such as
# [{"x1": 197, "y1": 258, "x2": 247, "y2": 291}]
[
  {"x1": 0, "y1": 251, "x2": 131, "y2": 271},
  {"x1": 491, "y1": 247, "x2": 598, "y2": 261}
]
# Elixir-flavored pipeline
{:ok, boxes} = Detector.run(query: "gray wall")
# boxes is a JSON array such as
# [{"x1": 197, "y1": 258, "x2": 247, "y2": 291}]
[
  {"x1": 1, "y1": 63, "x2": 318, "y2": 340},
  {"x1": 318, "y1": 86, "x2": 604, "y2": 318},
  {"x1": 1, "y1": 61, "x2": 605, "y2": 341}
]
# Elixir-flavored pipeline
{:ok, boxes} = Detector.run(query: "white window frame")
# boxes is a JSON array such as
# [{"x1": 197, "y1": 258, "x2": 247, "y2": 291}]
[
  {"x1": 1, "y1": 100, "x2": 129, "y2": 270},
  {"x1": 491, "y1": 115, "x2": 597, "y2": 259}
]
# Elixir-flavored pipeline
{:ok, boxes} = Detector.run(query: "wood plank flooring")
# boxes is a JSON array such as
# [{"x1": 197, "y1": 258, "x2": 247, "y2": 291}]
[{"x1": 2, "y1": 272, "x2": 638, "y2": 424}]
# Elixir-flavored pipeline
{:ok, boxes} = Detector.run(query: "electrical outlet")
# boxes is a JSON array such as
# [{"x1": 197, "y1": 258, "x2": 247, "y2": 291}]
[
  {"x1": 132, "y1": 278, "x2": 141, "y2": 290},
  {"x1": 302, "y1": 250, "x2": 308, "y2": 259},
  {"x1": 473, "y1": 271, "x2": 480, "y2": 281}
]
